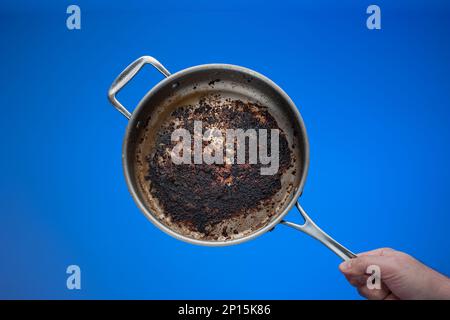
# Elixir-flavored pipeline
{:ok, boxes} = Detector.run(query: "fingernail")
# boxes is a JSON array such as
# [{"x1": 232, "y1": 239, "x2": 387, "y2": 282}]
[{"x1": 339, "y1": 260, "x2": 352, "y2": 271}]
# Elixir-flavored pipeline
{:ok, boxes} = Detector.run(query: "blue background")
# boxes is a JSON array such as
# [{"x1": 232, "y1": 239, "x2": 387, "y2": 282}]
[{"x1": 0, "y1": 0, "x2": 449, "y2": 299}]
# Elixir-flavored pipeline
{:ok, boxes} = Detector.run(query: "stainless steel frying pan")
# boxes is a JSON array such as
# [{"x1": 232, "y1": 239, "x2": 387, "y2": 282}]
[{"x1": 108, "y1": 56, "x2": 356, "y2": 260}]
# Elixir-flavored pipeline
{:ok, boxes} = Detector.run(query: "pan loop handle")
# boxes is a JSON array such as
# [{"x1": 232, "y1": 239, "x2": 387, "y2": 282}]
[
  {"x1": 281, "y1": 202, "x2": 356, "y2": 261},
  {"x1": 108, "y1": 56, "x2": 171, "y2": 119}
]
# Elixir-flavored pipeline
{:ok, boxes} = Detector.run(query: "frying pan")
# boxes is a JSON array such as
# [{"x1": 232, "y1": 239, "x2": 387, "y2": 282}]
[{"x1": 108, "y1": 56, "x2": 356, "y2": 260}]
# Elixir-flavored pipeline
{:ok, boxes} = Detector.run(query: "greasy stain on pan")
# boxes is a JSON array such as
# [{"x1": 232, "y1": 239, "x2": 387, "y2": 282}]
[{"x1": 135, "y1": 92, "x2": 297, "y2": 241}]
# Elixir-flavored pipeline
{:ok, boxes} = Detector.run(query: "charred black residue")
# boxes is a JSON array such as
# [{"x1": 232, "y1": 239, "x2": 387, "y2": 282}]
[
  {"x1": 145, "y1": 96, "x2": 292, "y2": 235},
  {"x1": 208, "y1": 79, "x2": 221, "y2": 86}
]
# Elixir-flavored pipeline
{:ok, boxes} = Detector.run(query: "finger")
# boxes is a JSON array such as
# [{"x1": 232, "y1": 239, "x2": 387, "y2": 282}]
[
  {"x1": 344, "y1": 273, "x2": 368, "y2": 287},
  {"x1": 357, "y1": 248, "x2": 396, "y2": 257},
  {"x1": 355, "y1": 276, "x2": 392, "y2": 300},
  {"x1": 339, "y1": 255, "x2": 392, "y2": 278},
  {"x1": 384, "y1": 293, "x2": 400, "y2": 300},
  {"x1": 357, "y1": 285, "x2": 391, "y2": 300},
  {"x1": 343, "y1": 269, "x2": 391, "y2": 300}
]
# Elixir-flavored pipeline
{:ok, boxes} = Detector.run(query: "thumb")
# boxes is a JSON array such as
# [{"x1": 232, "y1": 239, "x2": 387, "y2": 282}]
[
  {"x1": 339, "y1": 254, "x2": 396, "y2": 278},
  {"x1": 339, "y1": 255, "x2": 395, "y2": 300}
]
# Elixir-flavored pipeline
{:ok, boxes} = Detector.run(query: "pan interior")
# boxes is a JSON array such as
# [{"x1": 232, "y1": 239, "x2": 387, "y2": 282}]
[{"x1": 126, "y1": 65, "x2": 307, "y2": 244}]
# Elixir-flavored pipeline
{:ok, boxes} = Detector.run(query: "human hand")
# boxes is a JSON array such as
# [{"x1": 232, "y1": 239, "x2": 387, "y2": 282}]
[{"x1": 339, "y1": 248, "x2": 450, "y2": 300}]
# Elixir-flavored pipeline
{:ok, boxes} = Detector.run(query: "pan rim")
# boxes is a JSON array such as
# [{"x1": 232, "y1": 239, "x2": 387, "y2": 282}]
[{"x1": 122, "y1": 63, "x2": 310, "y2": 246}]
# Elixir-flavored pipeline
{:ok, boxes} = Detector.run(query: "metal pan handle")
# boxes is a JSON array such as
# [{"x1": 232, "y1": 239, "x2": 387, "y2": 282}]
[
  {"x1": 108, "y1": 56, "x2": 171, "y2": 119},
  {"x1": 281, "y1": 202, "x2": 356, "y2": 261}
]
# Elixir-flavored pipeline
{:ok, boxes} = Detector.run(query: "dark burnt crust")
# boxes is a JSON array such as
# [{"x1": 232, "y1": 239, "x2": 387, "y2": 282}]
[{"x1": 145, "y1": 96, "x2": 292, "y2": 236}]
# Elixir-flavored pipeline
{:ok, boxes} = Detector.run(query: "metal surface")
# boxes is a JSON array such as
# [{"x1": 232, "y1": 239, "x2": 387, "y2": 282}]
[
  {"x1": 281, "y1": 203, "x2": 356, "y2": 260},
  {"x1": 108, "y1": 55, "x2": 355, "y2": 260}
]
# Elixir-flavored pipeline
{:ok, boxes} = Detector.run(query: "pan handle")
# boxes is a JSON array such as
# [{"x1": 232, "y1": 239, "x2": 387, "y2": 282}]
[
  {"x1": 108, "y1": 56, "x2": 171, "y2": 119},
  {"x1": 281, "y1": 202, "x2": 356, "y2": 261}
]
